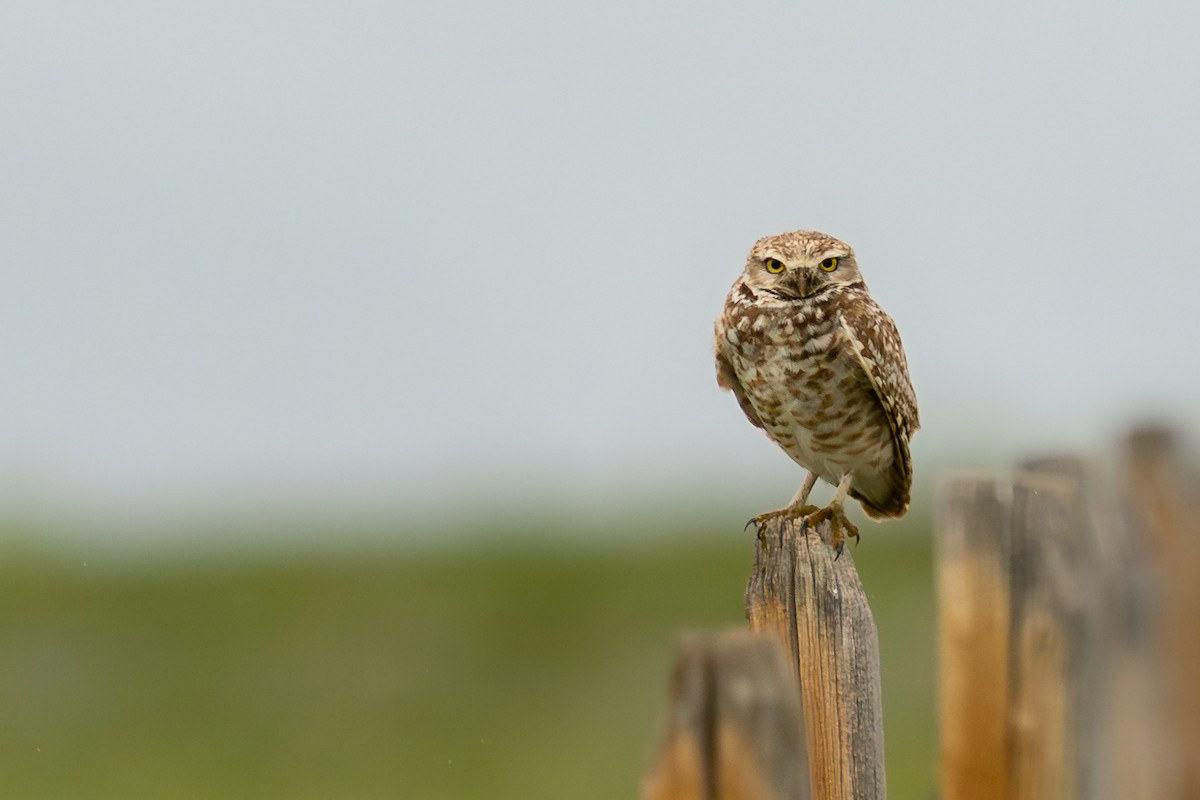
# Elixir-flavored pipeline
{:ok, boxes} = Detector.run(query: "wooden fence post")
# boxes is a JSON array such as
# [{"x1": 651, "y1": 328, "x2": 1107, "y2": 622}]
[
  {"x1": 936, "y1": 468, "x2": 1096, "y2": 800},
  {"x1": 642, "y1": 630, "x2": 811, "y2": 800},
  {"x1": 935, "y1": 476, "x2": 1012, "y2": 800},
  {"x1": 1019, "y1": 456, "x2": 1124, "y2": 800},
  {"x1": 744, "y1": 518, "x2": 886, "y2": 800},
  {"x1": 1124, "y1": 426, "x2": 1200, "y2": 798},
  {"x1": 1006, "y1": 468, "x2": 1092, "y2": 800}
]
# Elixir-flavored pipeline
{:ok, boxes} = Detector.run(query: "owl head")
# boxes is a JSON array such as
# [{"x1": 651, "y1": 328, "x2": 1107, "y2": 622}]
[{"x1": 741, "y1": 230, "x2": 864, "y2": 299}]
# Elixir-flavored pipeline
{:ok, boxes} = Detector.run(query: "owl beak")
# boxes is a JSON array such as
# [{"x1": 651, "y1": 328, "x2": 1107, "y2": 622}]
[{"x1": 783, "y1": 269, "x2": 818, "y2": 299}]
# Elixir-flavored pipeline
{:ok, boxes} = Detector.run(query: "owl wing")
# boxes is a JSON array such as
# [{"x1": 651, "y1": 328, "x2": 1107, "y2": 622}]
[
  {"x1": 714, "y1": 320, "x2": 764, "y2": 430},
  {"x1": 838, "y1": 300, "x2": 920, "y2": 512}
]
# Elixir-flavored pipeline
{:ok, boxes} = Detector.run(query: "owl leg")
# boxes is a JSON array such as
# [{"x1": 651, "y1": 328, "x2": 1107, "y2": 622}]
[
  {"x1": 787, "y1": 471, "x2": 819, "y2": 514},
  {"x1": 805, "y1": 473, "x2": 860, "y2": 556},
  {"x1": 745, "y1": 471, "x2": 820, "y2": 531}
]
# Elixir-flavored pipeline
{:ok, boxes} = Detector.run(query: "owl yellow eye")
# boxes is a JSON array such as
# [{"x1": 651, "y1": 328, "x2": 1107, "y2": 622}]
[
  {"x1": 764, "y1": 258, "x2": 785, "y2": 274},
  {"x1": 819, "y1": 257, "x2": 839, "y2": 272}
]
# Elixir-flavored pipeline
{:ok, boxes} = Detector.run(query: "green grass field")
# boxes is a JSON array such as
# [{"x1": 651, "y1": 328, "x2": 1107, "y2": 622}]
[{"x1": 0, "y1": 517, "x2": 936, "y2": 798}]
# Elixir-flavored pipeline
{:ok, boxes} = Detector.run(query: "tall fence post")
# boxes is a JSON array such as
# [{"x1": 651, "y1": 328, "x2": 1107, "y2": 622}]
[
  {"x1": 745, "y1": 518, "x2": 886, "y2": 800},
  {"x1": 1124, "y1": 426, "x2": 1200, "y2": 798},
  {"x1": 1006, "y1": 467, "x2": 1092, "y2": 800},
  {"x1": 935, "y1": 476, "x2": 1012, "y2": 800},
  {"x1": 936, "y1": 433, "x2": 1200, "y2": 800},
  {"x1": 936, "y1": 468, "x2": 1094, "y2": 800}
]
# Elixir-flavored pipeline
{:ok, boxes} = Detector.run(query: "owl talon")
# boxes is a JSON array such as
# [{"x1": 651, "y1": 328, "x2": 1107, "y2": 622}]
[
  {"x1": 747, "y1": 505, "x2": 819, "y2": 533},
  {"x1": 804, "y1": 505, "x2": 860, "y2": 555}
]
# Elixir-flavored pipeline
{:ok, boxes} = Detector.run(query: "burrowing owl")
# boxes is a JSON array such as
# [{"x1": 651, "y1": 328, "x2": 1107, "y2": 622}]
[{"x1": 714, "y1": 230, "x2": 919, "y2": 548}]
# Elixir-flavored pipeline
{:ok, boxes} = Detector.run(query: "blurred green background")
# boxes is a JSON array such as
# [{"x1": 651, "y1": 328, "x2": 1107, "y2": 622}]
[{"x1": 0, "y1": 513, "x2": 934, "y2": 799}]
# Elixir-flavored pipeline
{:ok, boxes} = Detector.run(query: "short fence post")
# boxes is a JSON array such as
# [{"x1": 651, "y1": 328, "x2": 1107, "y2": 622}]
[{"x1": 641, "y1": 630, "x2": 811, "y2": 800}]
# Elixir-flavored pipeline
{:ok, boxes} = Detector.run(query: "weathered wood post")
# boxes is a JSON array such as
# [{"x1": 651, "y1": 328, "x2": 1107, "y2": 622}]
[
  {"x1": 1006, "y1": 466, "x2": 1092, "y2": 800},
  {"x1": 935, "y1": 476, "x2": 1012, "y2": 800},
  {"x1": 744, "y1": 518, "x2": 887, "y2": 800},
  {"x1": 1124, "y1": 426, "x2": 1200, "y2": 798},
  {"x1": 935, "y1": 466, "x2": 1096, "y2": 800},
  {"x1": 642, "y1": 630, "x2": 811, "y2": 800}
]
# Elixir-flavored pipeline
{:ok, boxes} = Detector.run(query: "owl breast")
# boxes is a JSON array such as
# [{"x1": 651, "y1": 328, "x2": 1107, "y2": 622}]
[{"x1": 719, "y1": 291, "x2": 898, "y2": 510}]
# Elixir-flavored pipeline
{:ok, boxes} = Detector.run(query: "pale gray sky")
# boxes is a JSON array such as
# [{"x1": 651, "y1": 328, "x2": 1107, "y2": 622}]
[{"x1": 4, "y1": 2, "x2": 1199, "y2": 521}]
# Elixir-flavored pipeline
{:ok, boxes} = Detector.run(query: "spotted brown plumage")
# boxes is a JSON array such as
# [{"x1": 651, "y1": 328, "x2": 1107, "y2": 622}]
[{"x1": 714, "y1": 230, "x2": 919, "y2": 547}]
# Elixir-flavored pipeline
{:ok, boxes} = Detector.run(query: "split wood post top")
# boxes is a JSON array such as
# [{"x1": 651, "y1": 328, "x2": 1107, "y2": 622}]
[
  {"x1": 642, "y1": 630, "x2": 811, "y2": 800},
  {"x1": 744, "y1": 517, "x2": 886, "y2": 800}
]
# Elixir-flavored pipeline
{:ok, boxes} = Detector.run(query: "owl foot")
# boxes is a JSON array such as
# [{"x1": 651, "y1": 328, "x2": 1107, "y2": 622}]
[
  {"x1": 804, "y1": 505, "x2": 860, "y2": 558},
  {"x1": 744, "y1": 505, "x2": 819, "y2": 533}
]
